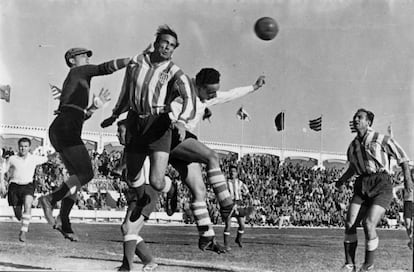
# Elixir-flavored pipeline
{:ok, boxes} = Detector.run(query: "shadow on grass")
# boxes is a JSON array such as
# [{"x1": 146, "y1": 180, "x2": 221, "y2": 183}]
[
  {"x1": 65, "y1": 256, "x2": 240, "y2": 272},
  {"x1": 0, "y1": 261, "x2": 52, "y2": 270},
  {"x1": 108, "y1": 239, "x2": 191, "y2": 246}
]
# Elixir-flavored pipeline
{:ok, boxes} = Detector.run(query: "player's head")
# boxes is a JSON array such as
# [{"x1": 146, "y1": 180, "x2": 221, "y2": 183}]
[
  {"x1": 353, "y1": 108, "x2": 374, "y2": 132},
  {"x1": 195, "y1": 68, "x2": 221, "y2": 102},
  {"x1": 229, "y1": 165, "x2": 238, "y2": 179},
  {"x1": 152, "y1": 25, "x2": 179, "y2": 61},
  {"x1": 116, "y1": 119, "x2": 127, "y2": 146},
  {"x1": 64, "y1": 48, "x2": 93, "y2": 68},
  {"x1": 17, "y1": 137, "x2": 31, "y2": 156}
]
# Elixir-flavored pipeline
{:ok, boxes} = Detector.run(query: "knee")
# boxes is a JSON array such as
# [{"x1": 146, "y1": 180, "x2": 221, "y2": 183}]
[
  {"x1": 79, "y1": 170, "x2": 94, "y2": 184},
  {"x1": 150, "y1": 177, "x2": 165, "y2": 191},
  {"x1": 362, "y1": 218, "x2": 376, "y2": 232},
  {"x1": 344, "y1": 220, "x2": 356, "y2": 232},
  {"x1": 207, "y1": 150, "x2": 219, "y2": 167}
]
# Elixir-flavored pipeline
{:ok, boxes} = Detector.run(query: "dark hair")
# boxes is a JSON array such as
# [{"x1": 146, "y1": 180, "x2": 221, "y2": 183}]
[
  {"x1": 155, "y1": 25, "x2": 179, "y2": 48},
  {"x1": 195, "y1": 68, "x2": 220, "y2": 86},
  {"x1": 229, "y1": 165, "x2": 238, "y2": 171},
  {"x1": 354, "y1": 108, "x2": 374, "y2": 126},
  {"x1": 18, "y1": 137, "x2": 31, "y2": 146}
]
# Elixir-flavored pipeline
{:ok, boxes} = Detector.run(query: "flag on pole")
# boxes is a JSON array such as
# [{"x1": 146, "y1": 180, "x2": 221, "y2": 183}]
[
  {"x1": 309, "y1": 116, "x2": 322, "y2": 131},
  {"x1": 274, "y1": 112, "x2": 284, "y2": 131},
  {"x1": 349, "y1": 121, "x2": 357, "y2": 133},
  {"x1": 387, "y1": 124, "x2": 393, "y2": 138},
  {"x1": 0, "y1": 84, "x2": 11, "y2": 102},
  {"x1": 236, "y1": 107, "x2": 251, "y2": 121},
  {"x1": 49, "y1": 83, "x2": 62, "y2": 100}
]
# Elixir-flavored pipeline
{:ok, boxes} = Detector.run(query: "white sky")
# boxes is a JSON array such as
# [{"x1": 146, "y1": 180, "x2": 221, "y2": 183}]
[{"x1": 1, "y1": 0, "x2": 413, "y2": 158}]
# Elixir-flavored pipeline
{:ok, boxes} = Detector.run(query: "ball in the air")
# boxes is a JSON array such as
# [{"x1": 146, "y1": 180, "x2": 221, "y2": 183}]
[{"x1": 254, "y1": 17, "x2": 278, "y2": 41}]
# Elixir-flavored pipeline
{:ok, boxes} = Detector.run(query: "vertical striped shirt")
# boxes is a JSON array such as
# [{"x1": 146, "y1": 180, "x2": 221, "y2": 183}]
[
  {"x1": 347, "y1": 128, "x2": 409, "y2": 175},
  {"x1": 227, "y1": 178, "x2": 249, "y2": 201},
  {"x1": 112, "y1": 53, "x2": 195, "y2": 123}
]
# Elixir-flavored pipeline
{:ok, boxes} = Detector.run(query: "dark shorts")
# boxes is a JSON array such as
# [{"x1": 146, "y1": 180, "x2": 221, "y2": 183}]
[
  {"x1": 403, "y1": 201, "x2": 413, "y2": 220},
  {"x1": 49, "y1": 109, "x2": 84, "y2": 152},
  {"x1": 7, "y1": 182, "x2": 35, "y2": 206},
  {"x1": 169, "y1": 129, "x2": 198, "y2": 166},
  {"x1": 351, "y1": 172, "x2": 393, "y2": 209},
  {"x1": 125, "y1": 112, "x2": 171, "y2": 154},
  {"x1": 125, "y1": 185, "x2": 160, "y2": 220}
]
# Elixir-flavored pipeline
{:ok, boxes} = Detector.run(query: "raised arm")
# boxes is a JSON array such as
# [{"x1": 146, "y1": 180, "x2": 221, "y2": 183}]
[{"x1": 206, "y1": 75, "x2": 265, "y2": 107}]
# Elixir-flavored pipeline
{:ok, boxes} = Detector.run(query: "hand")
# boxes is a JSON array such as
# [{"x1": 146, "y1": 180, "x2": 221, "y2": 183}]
[
  {"x1": 253, "y1": 76, "x2": 266, "y2": 90},
  {"x1": 101, "y1": 115, "x2": 117, "y2": 128},
  {"x1": 172, "y1": 121, "x2": 186, "y2": 142},
  {"x1": 93, "y1": 88, "x2": 111, "y2": 109}
]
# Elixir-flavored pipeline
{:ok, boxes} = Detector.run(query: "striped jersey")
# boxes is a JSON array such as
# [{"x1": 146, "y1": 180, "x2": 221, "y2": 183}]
[
  {"x1": 169, "y1": 84, "x2": 256, "y2": 133},
  {"x1": 227, "y1": 178, "x2": 249, "y2": 201},
  {"x1": 112, "y1": 53, "x2": 195, "y2": 124},
  {"x1": 347, "y1": 128, "x2": 409, "y2": 175}
]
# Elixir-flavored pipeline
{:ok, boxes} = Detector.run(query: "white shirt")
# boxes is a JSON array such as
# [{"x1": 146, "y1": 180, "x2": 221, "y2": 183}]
[
  {"x1": 4, "y1": 153, "x2": 48, "y2": 185},
  {"x1": 169, "y1": 85, "x2": 256, "y2": 133}
]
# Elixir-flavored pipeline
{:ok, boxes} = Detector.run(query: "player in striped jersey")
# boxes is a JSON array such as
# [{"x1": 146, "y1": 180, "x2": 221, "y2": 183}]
[
  {"x1": 39, "y1": 47, "x2": 130, "y2": 235},
  {"x1": 223, "y1": 165, "x2": 253, "y2": 251},
  {"x1": 167, "y1": 68, "x2": 264, "y2": 252},
  {"x1": 100, "y1": 25, "x2": 195, "y2": 253},
  {"x1": 392, "y1": 167, "x2": 413, "y2": 250},
  {"x1": 336, "y1": 108, "x2": 412, "y2": 272}
]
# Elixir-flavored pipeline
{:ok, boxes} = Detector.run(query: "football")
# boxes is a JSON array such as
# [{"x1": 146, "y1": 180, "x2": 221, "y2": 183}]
[{"x1": 254, "y1": 17, "x2": 279, "y2": 41}]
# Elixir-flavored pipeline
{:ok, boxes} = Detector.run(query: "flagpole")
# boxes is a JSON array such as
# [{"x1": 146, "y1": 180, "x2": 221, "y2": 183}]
[
  {"x1": 281, "y1": 110, "x2": 285, "y2": 163},
  {"x1": 319, "y1": 114, "x2": 323, "y2": 168},
  {"x1": 241, "y1": 117, "x2": 244, "y2": 158}
]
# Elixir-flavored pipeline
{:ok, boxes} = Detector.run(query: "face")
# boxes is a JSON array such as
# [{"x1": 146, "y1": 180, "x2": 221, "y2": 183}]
[
  {"x1": 198, "y1": 83, "x2": 220, "y2": 102},
  {"x1": 70, "y1": 53, "x2": 90, "y2": 67},
  {"x1": 353, "y1": 111, "x2": 370, "y2": 133},
  {"x1": 117, "y1": 124, "x2": 126, "y2": 146},
  {"x1": 153, "y1": 34, "x2": 178, "y2": 61},
  {"x1": 18, "y1": 141, "x2": 30, "y2": 157},
  {"x1": 230, "y1": 167, "x2": 238, "y2": 179}
]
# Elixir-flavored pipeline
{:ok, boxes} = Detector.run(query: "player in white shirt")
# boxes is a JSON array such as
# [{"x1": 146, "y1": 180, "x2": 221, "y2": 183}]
[
  {"x1": 0, "y1": 138, "x2": 51, "y2": 242},
  {"x1": 167, "y1": 68, "x2": 264, "y2": 252}
]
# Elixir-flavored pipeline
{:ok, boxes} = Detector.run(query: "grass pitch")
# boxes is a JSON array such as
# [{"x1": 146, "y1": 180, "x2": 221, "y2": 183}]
[{"x1": 0, "y1": 221, "x2": 412, "y2": 271}]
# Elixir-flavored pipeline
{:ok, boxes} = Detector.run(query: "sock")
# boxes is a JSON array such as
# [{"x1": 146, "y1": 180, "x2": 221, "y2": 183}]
[
  {"x1": 135, "y1": 238, "x2": 153, "y2": 264},
  {"x1": 236, "y1": 230, "x2": 244, "y2": 242},
  {"x1": 344, "y1": 233, "x2": 358, "y2": 265},
  {"x1": 191, "y1": 202, "x2": 215, "y2": 237},
  {"x1": 20, "y1": 212, "x2": 31, "y2": 233},
  {"x1": 223, "y1": 232, "x2": 230, "y2": 247},
  {"x1": 123, "y1": 238, "x2": 138, "y2": 270},
  {"x1": 364, "y1": 237, "x2": 378, "y2": 266},
  {"x1": 60, "y1": 197, "x2": 75, "y2": 233},
  {"x1": 207, "y1": 168, "x2": 233, "y2": 208}
]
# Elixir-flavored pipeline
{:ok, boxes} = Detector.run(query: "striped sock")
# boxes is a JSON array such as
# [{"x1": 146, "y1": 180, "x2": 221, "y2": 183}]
[
  {"x1": 191, "y1": 202, "x2": 215, "y2": 237},
  {"x1": 207, "y1": 168, "x2": 233, "y2": 208},
  {"x1": 20, "y1": 212, "x2": 31, "y2": 233}
]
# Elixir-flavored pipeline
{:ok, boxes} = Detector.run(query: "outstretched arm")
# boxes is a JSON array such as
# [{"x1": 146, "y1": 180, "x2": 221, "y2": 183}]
[{"x1": 206, "y1": 75, "x2": 266, "y2": 107}]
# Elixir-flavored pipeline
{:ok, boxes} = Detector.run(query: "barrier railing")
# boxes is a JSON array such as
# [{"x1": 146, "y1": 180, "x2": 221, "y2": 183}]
[{"x1": 0, "y1": 207, "x2": 184, "y2": 224}]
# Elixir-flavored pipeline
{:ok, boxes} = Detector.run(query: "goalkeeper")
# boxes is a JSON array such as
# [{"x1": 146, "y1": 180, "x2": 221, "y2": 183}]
[{"x1": 38, "y1": 47, "x2": 130, "y2": 237}]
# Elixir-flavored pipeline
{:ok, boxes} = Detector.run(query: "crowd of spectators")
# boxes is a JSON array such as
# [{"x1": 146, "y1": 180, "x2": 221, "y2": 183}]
[{"x1": 1, "y1": 146, "x2": 406, "y2": 228}]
